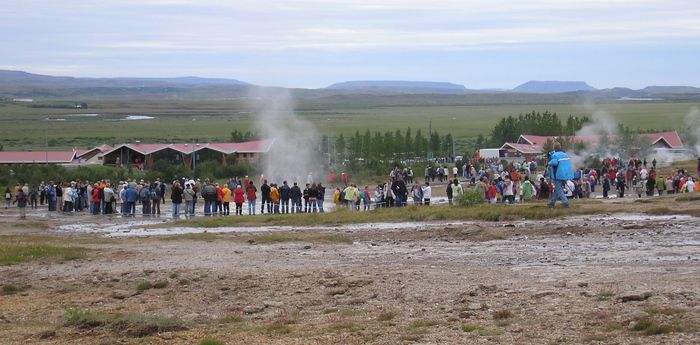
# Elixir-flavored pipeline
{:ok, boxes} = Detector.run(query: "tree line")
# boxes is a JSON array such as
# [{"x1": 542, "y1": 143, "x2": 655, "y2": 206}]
[{"x1": 488, "y1": 111, "x2": 589, "y2": 147}]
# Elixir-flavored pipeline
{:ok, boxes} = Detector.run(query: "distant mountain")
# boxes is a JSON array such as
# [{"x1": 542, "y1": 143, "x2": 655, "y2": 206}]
[
  {"x1": 641, "y1": 86, "x2": 700, "y2": 94},
  {"x1": 513, "y1": 81, "x2": 596, "y2": 93},
  {"x1": 2, "y1": 70, "x2": 700, "y2": 101},
  {"x1": 326, "y1": 80, "x2": 469, "y2": 94},
  {"x1": 0, "y1": 70, "x2": 251, "y2": 88}
]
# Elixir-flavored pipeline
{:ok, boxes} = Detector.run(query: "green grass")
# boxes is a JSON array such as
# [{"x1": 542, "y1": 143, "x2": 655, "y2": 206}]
[
  {"x1": 462, "y1": 324, "x2": 480, "y2": 332},
  {"x1": 153, "y1": 280, "x2": 169, "y2": 289},
  {"x1": 136, "y1": 281, "x2": 153, "y2": 291},
  {"x1": 595, "y1": 292, "x2": 615, "y2": 301},
  {"x1": 2, "y1": 98, "x2": 698, "y2": 150},
  {"x1": 11, "y1": 221, "x2": 50, "y2": 229},
  {"x1": 199, "y1": 338, "x2": 224, "y2": 345},
  {"x1": 0, "y1": 236, "x2": 89, "y2": 265},
  {"x1": 1, "y1": 284, "x2": 25, "y2": 295},
  {"x1": 64, "y1": 308, "x2": 186, "y2": 337},
  {"x1": 377, "y1": 311, "x2": 395, "y2": 322},
  {"x1": 165, "y1": 203, "x2": 610, "y2": 229},
  {"x1": 632, "y1": 317, "x2": 673, "y2": 336}
]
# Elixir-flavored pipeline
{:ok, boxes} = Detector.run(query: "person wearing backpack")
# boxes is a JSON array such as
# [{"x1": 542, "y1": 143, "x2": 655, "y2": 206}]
[
  {"x1": 150, "y1": 183, "x2": 161, "y2": 215},
  {"x1": 139, "y1": 182, "x2": 151, "y2": 215},
  {"x1": 14, "y1": 188, "x2": 28, "y2": 219}
]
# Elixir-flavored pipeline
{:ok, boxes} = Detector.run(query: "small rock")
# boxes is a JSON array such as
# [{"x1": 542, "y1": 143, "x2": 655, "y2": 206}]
[
  {"x1": 302, "y1": 245, "x2": 312, "y2": 250},
  {"x1": 459, "y1": 311, "x2": 475, "y2": 319},
  {"x1": 533, "y1": 291, "x2": 556, "y2": 298},
  {"x1": 503, "y1": 224, "x2": 515, "y2": 228},
  {"x1": 617, "y1": 292, "x2": 652, "y2": 303},
  {"x1": 160, "y1": 332, "x2": 173, "y2": 340},
  {"x1": 554, "y1": 281, "x2": 567, "y2": 288},
  {"x1": 577, "y1": 282, "x2": 589, "y2": 288}
]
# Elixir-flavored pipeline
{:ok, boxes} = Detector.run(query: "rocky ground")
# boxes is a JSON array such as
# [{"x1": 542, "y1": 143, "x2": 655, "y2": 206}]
[{"x1": 0, "y1": 205, "x2": 699, "y2": 344}]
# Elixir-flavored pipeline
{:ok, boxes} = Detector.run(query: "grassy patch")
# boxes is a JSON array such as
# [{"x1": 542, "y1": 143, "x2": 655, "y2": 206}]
[
  {"x1": 199, "y1": 338, "x2": 224, "y2": 345},
  {"x1": 377, "y1": 311, "x2": 395, "y2": 322},
  {"x1": 0, "y1": 236, "x2": 89, "y2": 265},
  {"x1": 1, "y1": 284, "x2": 25, "y2": 295},
  {"x1": 462, "y1": 324, "x2": 480, "y2": 332},
  {"x1": 250, "y1": 233, "x2": 353, "y2": 245},
  {"x1": 11, "y1": 221, "x2": 50, "y2": 229},
  {"x1": 153, "y1": 280, "x2": 169, "y2": 289},
  {"x1": 582, "y1": 334, "x2": 608, "y2": 342},
  {"x1": 169, "y1": 272, "x2": 179, "y2": 279},
  {"x1": 220, "y1": 314, "x2": 245, "y2": 324},
  {"x1": 632, "y1": 317, "x2": 673, "y2": 336},
  {"x1": 595, "y1": 292, "x2": 615, "y2": 301},
  {"x1": 161, "y1": 203, "x2": 612, "y2": 229},
  {"x1": 136, "y1": 281, "x2": 153, "y2": 291},
  {"x1": 64, "y1": 308, "x2": 186, "y2": 337},
  {"x1": 329, "y1": 320, "x2": 361, "y2": 333},
  {"x1": 405, "y1": 319, "x2": 441, "y2": 338},
  {"x1": 646, "y1": 206, "x2": 700, "y2": 217},
  {"x1": 676, "y1": 194, "x2": 700, "y2": 202}
]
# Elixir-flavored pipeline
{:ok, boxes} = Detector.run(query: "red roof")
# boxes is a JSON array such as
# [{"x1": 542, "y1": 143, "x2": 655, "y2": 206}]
[
  {"x1": 641, "y1": 131, "x2": 683, "y2": 148},
  {"x1": 102, "y1": 139, "x2": 276, "y2": 156},
  {"x1": 0, "y1": 151, "x2": 76, "y2": 164},
  {"x1": 500, "y1": 143, "x2": 544, "y2": 154},
  {"x1": 207, "y1": 139, "x2": 276, "y2": 154},
  {"x1": 518, "y1": 131, "x2": 683, "y2": 149}
]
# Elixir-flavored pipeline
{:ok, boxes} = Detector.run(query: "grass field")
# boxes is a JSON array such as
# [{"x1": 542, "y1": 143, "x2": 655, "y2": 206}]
[{"x1": 1, "y1": 98, "x2": 698, "y2": 150}]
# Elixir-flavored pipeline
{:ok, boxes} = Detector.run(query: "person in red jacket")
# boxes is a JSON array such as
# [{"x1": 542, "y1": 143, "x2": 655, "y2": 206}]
[
  {"x1": 246, "y1": 182, "x2": 257, "y2": 215},
  {"x1": 215, "y1": 184, "x2": 224, "y2": 216},
  {"x1": 91, "y1": 183, "x2": 101, "y2": 215},
  {"x1": 233, "y1": 185, "x2": 245, "y2": 215}
]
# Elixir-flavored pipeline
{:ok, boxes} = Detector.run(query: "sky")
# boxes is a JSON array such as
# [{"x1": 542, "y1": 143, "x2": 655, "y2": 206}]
[{"x1": 1, "y1": 0, "x2": 699, "y2": 89}]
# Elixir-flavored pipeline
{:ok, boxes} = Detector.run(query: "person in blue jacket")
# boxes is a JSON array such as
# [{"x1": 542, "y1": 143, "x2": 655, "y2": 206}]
[
  {"x1": 547, "y1": 142, "x2": 574, "y2": 208},
  {"x1": 124, "y1": 184, "x2": 139, "y2": 216}
]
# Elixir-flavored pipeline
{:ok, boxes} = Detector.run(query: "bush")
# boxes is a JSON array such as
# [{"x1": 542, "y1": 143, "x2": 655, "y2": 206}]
[{"x1": 454, "y1": 188, "x2": 485, "y2": 207}]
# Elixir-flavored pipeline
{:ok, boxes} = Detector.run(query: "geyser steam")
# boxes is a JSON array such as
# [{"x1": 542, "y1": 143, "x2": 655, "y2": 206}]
[{"x1": 249, "y1": 88, "x2": 322, "y2": 184}]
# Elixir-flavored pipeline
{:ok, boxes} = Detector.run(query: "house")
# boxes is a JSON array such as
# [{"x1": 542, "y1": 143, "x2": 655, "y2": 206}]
[
  {"x1": 0, "y1": 139, "x2": 275, "y2": 170},
  {"x1": 101, "y1": 139, "x2": 275, "y2": 170}
]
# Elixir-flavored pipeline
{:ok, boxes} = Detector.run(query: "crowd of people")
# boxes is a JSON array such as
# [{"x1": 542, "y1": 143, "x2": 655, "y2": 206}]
[{"x1": 4, "y1": 153, "x2": 700, "y2": 218}]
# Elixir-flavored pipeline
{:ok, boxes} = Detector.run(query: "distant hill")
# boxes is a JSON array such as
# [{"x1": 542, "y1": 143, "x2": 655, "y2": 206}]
[
  {"x1": 326, "y1": 80, "x2": 469, "y2": 94},
  {"x1": 0, "y1": 70, "x2": 251, "y2": 88},
  {"x1": 2, "y1": 70, "x2": 700, "y2": 101},
  {"x1": 513, "y1": 81, "x2": 596, "y2": 93},
  {"x1": 641, "y1": 86, "x2": 700, "y2": 94}
]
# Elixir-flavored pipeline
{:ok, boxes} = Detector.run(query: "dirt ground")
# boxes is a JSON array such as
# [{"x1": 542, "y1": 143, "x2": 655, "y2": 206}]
[{"x1": 1, "y1": 203, "x2": 699, "y2": 344}]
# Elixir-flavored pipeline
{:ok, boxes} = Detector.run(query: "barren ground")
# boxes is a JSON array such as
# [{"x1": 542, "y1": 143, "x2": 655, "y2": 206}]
[{"x1": 1, "y1": 201, "x2": 699, "y2": 344}]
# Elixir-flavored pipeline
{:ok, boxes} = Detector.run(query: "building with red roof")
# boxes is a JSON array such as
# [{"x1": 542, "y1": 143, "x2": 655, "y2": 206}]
[
  {"x1": 0, "y1": 139, "x2": 275, "y2": 170},
  {"x1": 496, "y1": 131, "x2": 685, "y2": 160}
]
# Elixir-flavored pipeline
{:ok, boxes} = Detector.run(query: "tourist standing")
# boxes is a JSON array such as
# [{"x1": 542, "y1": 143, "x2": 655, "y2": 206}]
[{"x1": 547, "y1": 143, "x2": 573, "y2": 208}]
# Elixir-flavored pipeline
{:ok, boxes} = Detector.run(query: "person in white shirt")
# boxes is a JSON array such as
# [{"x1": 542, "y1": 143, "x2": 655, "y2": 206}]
[
  {"x1": 421, "y1": 181, "x2": 432, "y2": 205},
  {"x1": 685, "y1": 178, "x2": 695, "y2": 193}
]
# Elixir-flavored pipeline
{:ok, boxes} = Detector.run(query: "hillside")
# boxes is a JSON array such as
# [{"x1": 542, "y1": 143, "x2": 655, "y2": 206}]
[{"x1": 513, "y1": 80, "x2": 596, "y2": 93}]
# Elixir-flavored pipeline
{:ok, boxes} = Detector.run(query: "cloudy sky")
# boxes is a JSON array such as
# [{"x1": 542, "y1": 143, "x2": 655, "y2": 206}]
[{"x1": 1, "y1": 0, "x2": 698, "y2": 88}]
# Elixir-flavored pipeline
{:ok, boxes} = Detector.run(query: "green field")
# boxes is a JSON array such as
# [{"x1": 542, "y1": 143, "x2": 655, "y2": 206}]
[{"x1": 1, "y1": 98, "x2": 698, "y2": 150}]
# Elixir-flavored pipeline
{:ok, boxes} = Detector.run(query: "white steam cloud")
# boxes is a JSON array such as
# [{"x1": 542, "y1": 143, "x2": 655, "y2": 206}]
[
  {"x1": 684, "y1": 106, "x2": 700, "y2": 154},
  {"x1": 249, "y1": 88, "x2": 323, "y2": 184},
  {"x1": 568, "y1": 110, "x2": 620, "y2": 169}
]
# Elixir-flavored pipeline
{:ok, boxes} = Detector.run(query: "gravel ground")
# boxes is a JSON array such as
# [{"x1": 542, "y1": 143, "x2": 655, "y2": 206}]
[{"x1": 0, "y1": 207, "x2": 699, "y2": 344}]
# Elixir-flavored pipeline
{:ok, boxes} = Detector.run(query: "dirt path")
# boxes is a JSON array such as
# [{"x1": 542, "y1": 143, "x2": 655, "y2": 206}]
[{"x1": 1, "y1": 210, "x2": 699, "y2": 344}]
